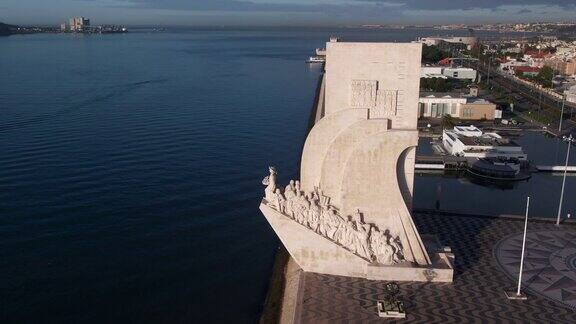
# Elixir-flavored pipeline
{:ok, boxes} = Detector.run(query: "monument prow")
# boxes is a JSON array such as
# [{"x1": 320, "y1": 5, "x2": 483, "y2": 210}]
[{"x1": 260, "y1": 41, "x2": 453, "y2": 282}]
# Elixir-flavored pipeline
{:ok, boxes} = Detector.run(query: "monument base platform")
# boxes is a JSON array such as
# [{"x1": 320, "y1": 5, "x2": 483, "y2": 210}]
[{"x1": 260, "y1": 203, "x2": 454, "y2": 283}]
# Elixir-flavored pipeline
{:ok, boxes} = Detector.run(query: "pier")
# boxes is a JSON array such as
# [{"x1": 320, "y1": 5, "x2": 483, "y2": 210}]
[
  {"x1": 415, "y1": 155, "x2": 576, "y2": 173},
  {"x1": 536, "y1": 165, "x2": 576, "y2": 173}
]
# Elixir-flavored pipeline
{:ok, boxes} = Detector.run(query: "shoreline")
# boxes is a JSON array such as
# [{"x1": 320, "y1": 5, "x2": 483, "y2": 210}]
[{"x1": 259, "y1": 246, "x2": 302, "y2": 324}]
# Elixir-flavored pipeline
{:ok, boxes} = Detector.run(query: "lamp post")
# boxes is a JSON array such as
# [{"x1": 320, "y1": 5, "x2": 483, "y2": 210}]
[
  {"x1": 556, "y1": 134, "x2": 575, "y2": 226},
  {"x1": 486, "y1": 56, "x2": 493, "y2": 85},
  {"x1": 559, "y1": 95, "x2": 565, "y2": 133}
]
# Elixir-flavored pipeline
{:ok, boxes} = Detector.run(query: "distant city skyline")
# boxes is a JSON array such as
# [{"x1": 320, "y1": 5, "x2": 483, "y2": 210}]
[{"x1": 2, "y1": 0, "x2": 576, "y2": 26}]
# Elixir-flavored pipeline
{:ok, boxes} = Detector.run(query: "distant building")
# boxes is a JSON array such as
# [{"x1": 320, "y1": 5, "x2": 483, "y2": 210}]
[
  {"x1": 523, "y1": 51, "x2": 552, "y2": 68},
  {"x1": 419, "y1": 93, "x2": 466, "y2": 118},
  {"x1": 414, "y1": 36, "x2": 477, "y2": 51},
  {"x1": 511, "y1": 66, "x2": 540, "y2": 77},
  {"x1": 420, "y1": 66, "x2": 447, "y2": 79},
  {"x1": 421, "y1": 66, "x2": 477, "y2": 81},
  {"x1": 460, "y1": 99, "x2": 498, "y2": 120},
  {"x1": 565, "y1": 85, "x2": 576, "y2": 104},
  {"x1": 544, "y1": 59, "x2": 576, "y2": 76},
  {"x1": 442, "y1": 126, "x2": 527, "y2": 160},
  {"x1": 68, "y1": 17, "x2": 90, "y2": 32},
  {"x1": 502, "y1": 46, "x2": 522, "y2": 54},
  {"x1": 418, "y1": 93, "x2": 498, "y2": 120},
  {"x1": 498, "y1": 58, "x2": 530, "y2": 75},
  {"x1": 60, "y1": 23, "x2": 67, "y2": 32},
  {"x1": 442, "y1": 67, "x2": 477, "y2": 81}
]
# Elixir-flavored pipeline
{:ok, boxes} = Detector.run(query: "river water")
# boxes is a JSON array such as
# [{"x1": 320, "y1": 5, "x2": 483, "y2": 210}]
[{"x1": 0, "y1": 27, "x2": 573, "y2": 323}]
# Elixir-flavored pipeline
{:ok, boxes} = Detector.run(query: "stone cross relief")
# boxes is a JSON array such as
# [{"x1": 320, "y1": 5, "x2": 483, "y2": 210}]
[
  {"x1": 350, "y1": 80, "x2": 399, "y2": 120},
  {"x1": 262, "y1": 167, "x2": 404, "y2": 265}
]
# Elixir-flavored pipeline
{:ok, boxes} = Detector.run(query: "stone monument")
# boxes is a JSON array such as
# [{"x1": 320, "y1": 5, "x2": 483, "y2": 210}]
[{"x1": 260, "y1": 41, "x2": 454, "y2": 282}]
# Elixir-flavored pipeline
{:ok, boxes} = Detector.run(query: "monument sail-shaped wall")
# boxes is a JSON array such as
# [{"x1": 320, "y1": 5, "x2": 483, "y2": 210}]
[{"x1": 260, "y1": 41, "x2": 454, "y2": 282}]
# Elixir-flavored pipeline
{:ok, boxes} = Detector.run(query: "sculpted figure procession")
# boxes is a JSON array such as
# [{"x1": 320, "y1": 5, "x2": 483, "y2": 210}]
[{"x1": 262, "y1": 167, "x2": 403, "y2": 265}]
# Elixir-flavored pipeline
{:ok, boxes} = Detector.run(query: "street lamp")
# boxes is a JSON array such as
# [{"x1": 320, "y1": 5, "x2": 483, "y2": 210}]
[
  {"x1": 486, "y1": 56, "x2": 493, "y2": 85},
  {"x1": 559, "y1": 94, "x2": 566, "y2": 133},
  {"x1": 556, "y1": 134, "x2": 575, "y2": 226}
]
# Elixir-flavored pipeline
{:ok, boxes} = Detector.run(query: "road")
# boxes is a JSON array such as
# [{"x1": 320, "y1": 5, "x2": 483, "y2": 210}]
[{"x1": 469, "y1": 60, "x2": 576, "y2": 136}]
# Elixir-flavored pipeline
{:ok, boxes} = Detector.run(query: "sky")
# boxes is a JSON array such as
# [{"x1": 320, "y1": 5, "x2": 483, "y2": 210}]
[{"x1": 1, "y1": 0, "x2": 576, "y2": 26}]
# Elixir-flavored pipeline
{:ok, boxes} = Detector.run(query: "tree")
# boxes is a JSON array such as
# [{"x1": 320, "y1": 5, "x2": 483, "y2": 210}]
[
  {"x1": 442, "y1": 115, "x2": 456, "y2": 129},
  {"x1": 536, "y1": 66, "x2": 554, "y2": 88},
  {"x1": 420, "y1": 78, "x2": 454, "y2": 92},
  {"x1": 422, "y1": 45, "x2": 450, "y2": 63}
]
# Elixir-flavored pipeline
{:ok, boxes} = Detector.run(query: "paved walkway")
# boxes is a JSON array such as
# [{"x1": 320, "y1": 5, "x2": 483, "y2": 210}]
[{"x1": 296, "y1": 213, "x2": 576, "y2": 323}]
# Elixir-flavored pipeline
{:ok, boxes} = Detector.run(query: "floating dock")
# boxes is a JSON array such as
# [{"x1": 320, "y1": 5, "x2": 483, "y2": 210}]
[{"x1": 415, "y1": 155, "x2": 576, "y2": 174}]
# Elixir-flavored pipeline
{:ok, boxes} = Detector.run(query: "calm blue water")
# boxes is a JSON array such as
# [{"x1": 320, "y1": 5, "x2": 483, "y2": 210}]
[{"x1": 0, "y1": 27, "x2": 571, "y2": 323}]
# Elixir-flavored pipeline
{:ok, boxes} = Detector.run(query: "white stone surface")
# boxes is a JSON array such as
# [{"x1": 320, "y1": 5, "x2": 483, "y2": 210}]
[
  {"x1": 324, "y1": 42, "x2": 421, "y2": 129},
  {"x1": 260, "y1": 41, "x2": 453, "y2": 282}
]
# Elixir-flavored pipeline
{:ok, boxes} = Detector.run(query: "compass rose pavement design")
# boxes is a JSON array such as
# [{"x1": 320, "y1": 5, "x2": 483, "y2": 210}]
[{"x1": 495, "y1": 230, "x2": 576, "y2": 309}]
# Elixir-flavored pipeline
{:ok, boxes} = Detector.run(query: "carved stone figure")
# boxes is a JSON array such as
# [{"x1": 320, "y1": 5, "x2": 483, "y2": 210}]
[
  {"x1": 307, "y1": 198, "x2": 321, "y2": 231},
  {"x1": 355, "y1": 222, "x2": 373, "y2": 260},
  {"x1": 325, "y1": 207, "x2": 340, "y2": 240},
  {"x1": 263, "y1": 166, "x2": 277, "y2": 204},
  {"x1": 262, "y1": 170, "x2": 404, "y2": 264},
  {"x1": 371, "y1": 231, "x2": 395, "y2": 265},
  {"x1": 284, "y1": 180, "x2": 296, "y2": 218},
  {"x1": 333, "y1": 216, "x2": 349, "y2": 246},
  {"x1": 318, "y1": 206, "x2": 330, "y2": 236},
  {"x1": 390, "y1": 236, "x2": 405, "y2": 263},
  {"x1": 294, "y1": 191, "x2": 309, "y2": 224},
  {"x1": 275, "y1": 189, "x2": 286, "y2": 214},
  {"x1": 352, "y1": 209, "x2": 363, "y2": 224},
  {"x1": 295, "y1": 180, "x2": 302, "y2": 194}
]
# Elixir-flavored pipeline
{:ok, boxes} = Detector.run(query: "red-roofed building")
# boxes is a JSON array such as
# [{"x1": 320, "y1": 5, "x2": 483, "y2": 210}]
[
  {"x1": 512, "y1": 66, "x2": 540, "y2": 77},
  {"x1": 523, "y1": 51, "x2": 553, "y2": 68}
]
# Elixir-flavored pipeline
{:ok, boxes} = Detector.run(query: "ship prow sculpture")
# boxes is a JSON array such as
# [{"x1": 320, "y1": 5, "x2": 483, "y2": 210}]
[{"x1": 260, "y1": 41, "x2": 454, "y2": 282}]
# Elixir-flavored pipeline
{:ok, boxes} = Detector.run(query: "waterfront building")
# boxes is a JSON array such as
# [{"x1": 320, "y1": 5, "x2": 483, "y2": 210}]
[
  {"x1": 442, "y1": 126, "x2": 527, "y2": 160},
  {"x1": 418, "y1": 93, "x2": 498, "y2": 120}
]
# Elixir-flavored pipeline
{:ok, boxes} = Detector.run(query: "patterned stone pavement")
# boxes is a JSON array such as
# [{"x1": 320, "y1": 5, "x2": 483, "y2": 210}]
[
  {"x1": 496, "y1": 230, "x2": 576, "y2": 310},
  {"x1": 296, "y1": 213, "x2": 576, "y2": 323}
]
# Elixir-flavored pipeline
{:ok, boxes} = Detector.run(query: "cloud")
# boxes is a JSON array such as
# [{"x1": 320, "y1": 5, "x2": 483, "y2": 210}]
[
  {"x1": 107, "y1": 0, "x2": 400, "y2": 13},
  {"x1": 85, "y1": 0, "x2": 576, "y2": 17},
  {"x1": 358, "y1": 0, "x2": 576, "y2": 11},
  {"x1": 118, "y1": 0, "x2": 335, "y2": 12}
]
